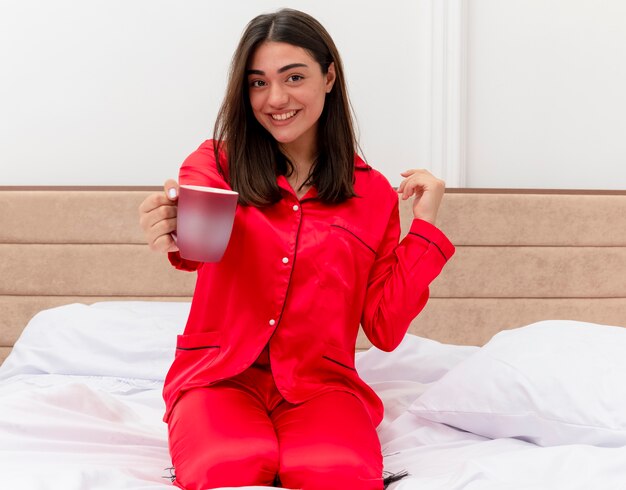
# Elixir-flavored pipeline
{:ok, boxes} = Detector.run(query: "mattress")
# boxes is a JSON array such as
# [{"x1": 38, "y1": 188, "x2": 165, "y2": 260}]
[{"x1": 1, "y1": 301, "x2": 625, "y2": 489}]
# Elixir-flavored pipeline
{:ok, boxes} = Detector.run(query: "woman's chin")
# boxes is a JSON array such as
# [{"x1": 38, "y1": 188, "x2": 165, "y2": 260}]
[{"x1": 270, "y1": 132, "x2": 297, "y2": 145}]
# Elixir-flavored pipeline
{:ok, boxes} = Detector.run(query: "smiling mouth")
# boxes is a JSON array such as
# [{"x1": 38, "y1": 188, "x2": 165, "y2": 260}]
[{"x1": 271, "y1": 110, "x2": 298, "y2": 121}]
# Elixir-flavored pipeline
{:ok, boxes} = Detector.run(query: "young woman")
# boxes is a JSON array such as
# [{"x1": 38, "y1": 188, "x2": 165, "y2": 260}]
[{"x1": 139, "y1": 8, "x2": 454, "y2": 490}]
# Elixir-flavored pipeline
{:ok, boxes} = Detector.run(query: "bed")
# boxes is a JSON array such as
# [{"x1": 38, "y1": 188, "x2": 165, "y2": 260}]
[{"x1": 1, "y1": 187, "x2": 625, "y2": 489}]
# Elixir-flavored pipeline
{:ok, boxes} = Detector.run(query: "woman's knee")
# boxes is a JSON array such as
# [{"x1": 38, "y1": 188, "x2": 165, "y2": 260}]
[
  {"x1": 172, "y1": 436, "x2": 279, "y2": 489},
  {"x1": 274, "y1": 391, "x2": 384, "y2": 489},
  {"x1": 168, "y1": 388, "x2": 280, "y2": 489},
  {"x1": 279, "y1": 443, "x2": 383, "y2": 490},
  {"x1": 168, "y1": 385, "x2": 281, "y2": 488}
]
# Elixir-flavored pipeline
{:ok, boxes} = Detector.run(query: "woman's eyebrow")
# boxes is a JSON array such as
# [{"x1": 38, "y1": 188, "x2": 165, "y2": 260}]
[
  {"x1": 247, "y1": 63, "x2": 309, "y2": 76},
  {"x1": 277, "y1": 63, "x2": 308, "y2": 73}
]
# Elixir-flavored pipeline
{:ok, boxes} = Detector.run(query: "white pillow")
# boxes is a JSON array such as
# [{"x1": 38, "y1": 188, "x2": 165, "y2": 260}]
[
  {"x1": 356, "y1": 333, "x2": 478, "y2": 384},
  {"x1": 0, "y1": 302, "x2": 190, "y2": 382},
  {"x1": 409, "y1": 320, "x2": 626, "y2": 447}
]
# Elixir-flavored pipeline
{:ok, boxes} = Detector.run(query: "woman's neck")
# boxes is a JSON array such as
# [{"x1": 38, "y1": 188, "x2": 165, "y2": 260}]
[
  {"x1": 281, "y1": 142, "x2": 316, "y2": 192},
  {"x1": 280, "y1": 144, "x2": 316, "y2": 174}
]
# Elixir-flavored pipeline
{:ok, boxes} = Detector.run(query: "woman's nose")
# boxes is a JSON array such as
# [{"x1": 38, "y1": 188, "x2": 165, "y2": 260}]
[{"x1": 268, "y1": 84, "x2": 289, "y2": 107}]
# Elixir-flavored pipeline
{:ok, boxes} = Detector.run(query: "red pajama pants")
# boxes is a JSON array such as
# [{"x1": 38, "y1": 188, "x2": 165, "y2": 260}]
[{"x1": 167, "y1": 350, "x2": 384, "y2": 490}]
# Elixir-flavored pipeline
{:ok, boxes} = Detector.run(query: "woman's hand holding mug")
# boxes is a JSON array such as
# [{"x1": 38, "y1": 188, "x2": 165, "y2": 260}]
[{"x1": 138, "y1": 179, "x2": 180, "y2": 253}]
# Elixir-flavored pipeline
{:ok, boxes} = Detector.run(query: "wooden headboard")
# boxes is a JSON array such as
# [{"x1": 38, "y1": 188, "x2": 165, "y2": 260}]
[{"x1": 1, "y1": 187, "x2": 625, "y2": 364}]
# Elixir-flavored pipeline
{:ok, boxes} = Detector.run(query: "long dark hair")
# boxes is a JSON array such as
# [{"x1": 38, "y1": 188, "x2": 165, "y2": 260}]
[{"x1": 213, "y1": 8, "x2": 358, "y2": 206}]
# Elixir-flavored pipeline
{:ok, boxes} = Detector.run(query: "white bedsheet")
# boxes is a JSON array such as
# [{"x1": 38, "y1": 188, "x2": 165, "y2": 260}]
[{"x1": 1, "y1": 302, "x2": 625, "y2": 490}]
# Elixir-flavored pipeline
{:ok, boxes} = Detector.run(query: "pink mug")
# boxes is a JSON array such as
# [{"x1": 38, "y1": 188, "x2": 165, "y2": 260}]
[{"x1": 172, "y1": 185, "x2": 238, "y2": 262}]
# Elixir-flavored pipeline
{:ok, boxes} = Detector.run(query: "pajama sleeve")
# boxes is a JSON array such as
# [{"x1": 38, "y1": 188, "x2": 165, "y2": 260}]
[{"x1": 360, "y1": 196, "x2": 455, "y2": 352}]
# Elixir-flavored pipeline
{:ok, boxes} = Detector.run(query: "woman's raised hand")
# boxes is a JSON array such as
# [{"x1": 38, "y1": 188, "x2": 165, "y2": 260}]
[
  {"x1": 138, "y1": 179, "x2": 180, "y2": 253},
  {"x1": 397, "y1": 169, "x2": 446, "y2": 225}
]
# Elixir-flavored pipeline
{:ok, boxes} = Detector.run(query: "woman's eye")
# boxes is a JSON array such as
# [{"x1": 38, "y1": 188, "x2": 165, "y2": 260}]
[
  {"x1": 250, "y1": 80, "x2": 266, "y2": 88},
  {"x1": 287, "y1": 75, "x2": 303, "y2": 82}
]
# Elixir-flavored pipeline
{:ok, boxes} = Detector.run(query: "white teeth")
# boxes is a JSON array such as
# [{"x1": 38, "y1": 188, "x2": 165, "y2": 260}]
[{"x1": 271, "y1": 110, "x2": 297, "y2": 121}]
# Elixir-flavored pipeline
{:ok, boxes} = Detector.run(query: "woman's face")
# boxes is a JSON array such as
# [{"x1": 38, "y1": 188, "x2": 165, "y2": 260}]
[{"x1": 247, "y1": 41, "x2": 335, "y2": 157}]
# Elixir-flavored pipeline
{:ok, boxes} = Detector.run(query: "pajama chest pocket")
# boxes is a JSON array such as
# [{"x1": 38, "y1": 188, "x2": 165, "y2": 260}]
[
  {"x1": 323, "y1": 344, "x2": 356, "y2": 372},
  {"x1": 329, "y1": 219, "x2": 378, "y2": 257},
  {"x1": 322, "y1": 218, "x2": 380, "y2": 293}
]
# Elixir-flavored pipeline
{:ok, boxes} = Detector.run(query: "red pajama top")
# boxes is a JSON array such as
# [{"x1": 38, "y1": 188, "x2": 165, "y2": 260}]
[{"x1": 162, "y1": 140, "x2": 455, "y2": 425}]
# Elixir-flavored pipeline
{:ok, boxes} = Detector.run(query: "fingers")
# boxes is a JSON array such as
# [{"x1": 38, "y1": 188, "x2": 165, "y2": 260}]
[
  {"x1": 138, "y1": 178, "x2": 180, "y2": 253},
  {"x1": 138, "y1": 197, "x2": 176, "y2": 227},
  {"x1": 151, "y1": 225, "x2": 179, "y2": 253},
  {"x1": 138, "y1": 190, "x2": 170, "y2": 214},
  {"x1": 164, "y1": 179, "x2": 179, "y2": 201},
  {"x1": 398, "y1": 169, "x2": 445, "y2": 199},
  {"x1": 148, "y1": 212, "x2": 178, "y2": 237},
  {"x1": 398, "y1": 169, "x2": 416, "y2": 196},
  {"x1": 398, "y1": 169, "x2": 446, "y2": 224},
  {"x1": 139, "y1": 179, "x2": 180, "y2": 214}
]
